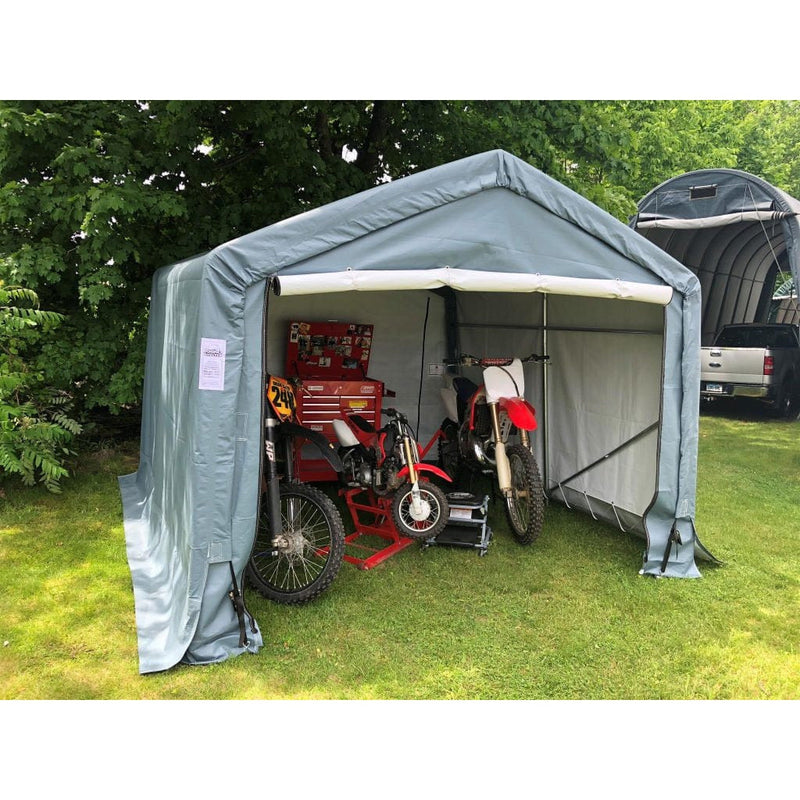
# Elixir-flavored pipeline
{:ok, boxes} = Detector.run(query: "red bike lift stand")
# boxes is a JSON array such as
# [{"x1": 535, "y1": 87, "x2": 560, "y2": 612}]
[
  {"x1": 340, "y1": 487, "x2": 418, "y2": 570},
  {"x1": 423, "y1": 492, "x2": 493, "y2": 557}
]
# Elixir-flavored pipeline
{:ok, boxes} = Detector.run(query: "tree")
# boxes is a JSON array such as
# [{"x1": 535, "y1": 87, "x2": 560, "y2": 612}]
[
  {"x1": 0, "y1": 100, "x2": 631, "y2": 416},
  {"x1": 0, "y1": 282, "x2": 81, "y2": 492},
  {"x1": 5, "y1": 99, "x2": 800, "y2": 424}
]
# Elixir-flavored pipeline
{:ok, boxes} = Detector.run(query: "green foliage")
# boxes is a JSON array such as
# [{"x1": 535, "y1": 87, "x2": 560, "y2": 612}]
[
  {"x1": 3, "y1": 100, "x2": 800, "y2": 420},
  {"x1": 0, "y1": 281, "x2": 81, "y2": 491}
]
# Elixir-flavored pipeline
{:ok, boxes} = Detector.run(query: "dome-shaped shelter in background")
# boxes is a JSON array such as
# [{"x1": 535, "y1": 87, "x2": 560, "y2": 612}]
[{"x1": 631, "y1": 169, "x2": 800, "y2": 345}]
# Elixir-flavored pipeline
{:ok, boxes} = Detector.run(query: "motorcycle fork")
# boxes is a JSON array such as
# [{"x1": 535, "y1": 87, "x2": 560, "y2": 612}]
[
  {"x1": 401, "y1": 433, "x2": 428, "y2": 517},
  {"x1": 489, "y1": 402, "x2": 512, "y2": 494},
  {"x1": 402, "y1": 435, "x2": 418, "y2": 484},
  {"x1": 264, "y1": 418, "x2": 284, "y2": 546}
]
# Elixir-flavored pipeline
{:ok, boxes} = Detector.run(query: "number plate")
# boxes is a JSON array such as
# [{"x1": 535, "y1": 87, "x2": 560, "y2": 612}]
[
  {"x1": 706, "y1": 383, "x2": 723, "y2": 393},
  {"x1": 267, "y1": 375, "x2": 297, "y2": 421}
]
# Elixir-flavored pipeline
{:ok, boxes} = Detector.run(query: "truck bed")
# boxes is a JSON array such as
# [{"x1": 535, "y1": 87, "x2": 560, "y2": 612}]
[
  {"x1": 701, "y1": 346, "x2": 770, "y2": 394},
  {"x1": 699, "y1": 323, "x2": 800, "y2": 414}
]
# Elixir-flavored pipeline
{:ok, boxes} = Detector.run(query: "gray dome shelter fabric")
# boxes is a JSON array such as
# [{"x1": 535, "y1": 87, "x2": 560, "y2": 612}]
[
  {"x1": 120, "y1": 150, "x2": 712, "y2": 673},
  {"x1": 632, "y1": 169, "x2": 800, "y2": 345}
]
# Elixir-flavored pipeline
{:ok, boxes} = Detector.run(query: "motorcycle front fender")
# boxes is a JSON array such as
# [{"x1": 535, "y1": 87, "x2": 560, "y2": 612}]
[
  {"x1": 280, "y1": 421, "x2": 343, "y2": 472},
  {"x1": 398, "y1": 463, "x2": 453, "y2": 483},
  {"x1": 500, "y1": 397, "x2": 537, "y2": 431}
]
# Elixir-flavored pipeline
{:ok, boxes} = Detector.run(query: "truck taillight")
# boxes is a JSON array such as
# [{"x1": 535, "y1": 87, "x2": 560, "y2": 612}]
[{"x1": 763, "y1": 355, "x2": 774, "y2": 376}]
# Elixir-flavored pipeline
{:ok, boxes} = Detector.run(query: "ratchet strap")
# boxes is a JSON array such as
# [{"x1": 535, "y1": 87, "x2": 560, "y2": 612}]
[
  {"x1": 228, "y1": 562, "x2": 257, "y2": 647},
  {"x1": 659, "y1": 523, "x2": 683, "y2": 574}
]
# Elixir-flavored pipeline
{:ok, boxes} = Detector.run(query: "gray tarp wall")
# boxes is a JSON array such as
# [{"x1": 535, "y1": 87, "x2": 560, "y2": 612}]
[
  {"x1": 121, "y1": 150, "x2": 711, "y2": 673},
  {"x1": 632, "y1": 168, "x2": 800, "y2": 344}
]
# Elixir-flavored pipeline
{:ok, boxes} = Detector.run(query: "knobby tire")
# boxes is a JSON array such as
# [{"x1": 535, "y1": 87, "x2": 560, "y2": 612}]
[
  {"x1": 247, "y1": 482, "x2": 345, "y2": 605},
  {"x1": 504, "y1": 443, "x2": 544, "y2": 545},
  {"x1": 391, "y1": 480, "x2": 449, "y2": 540}
]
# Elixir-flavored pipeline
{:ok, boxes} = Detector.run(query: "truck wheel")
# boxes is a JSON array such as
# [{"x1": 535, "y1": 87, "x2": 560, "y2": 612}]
[{"x1": 773, "y1": 380, "x2": 796, "y2": 419}]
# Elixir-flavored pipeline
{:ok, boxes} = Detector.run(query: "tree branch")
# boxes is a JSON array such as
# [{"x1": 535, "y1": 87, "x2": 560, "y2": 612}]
[{"x1": 354, "y1": 101, "x2": 391, "y2": 176}]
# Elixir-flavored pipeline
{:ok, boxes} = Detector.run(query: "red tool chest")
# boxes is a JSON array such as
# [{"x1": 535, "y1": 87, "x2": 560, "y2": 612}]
[
  {"x1": 293, "y1": 380, "x2": 383, "y2": 481},
  {"x1": 285, "y1": 320, "x2": 384, "y2": 482}
]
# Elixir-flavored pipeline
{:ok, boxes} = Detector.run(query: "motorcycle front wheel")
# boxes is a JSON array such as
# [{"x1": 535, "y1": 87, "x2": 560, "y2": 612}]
[
  {"x1": 247, "y1": 482, "x2": 345, "y2": 605},
  {"x1": 504, "y1": 443, "x2": 544, "y2": 544},
  {"x1": 391, "y1": 480, "x2": 449, "y2": 540}
]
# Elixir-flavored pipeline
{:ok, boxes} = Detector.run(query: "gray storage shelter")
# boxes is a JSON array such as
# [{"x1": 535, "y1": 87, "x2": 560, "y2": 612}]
[
  {"x1": 120, "y1": 149, "x2": 714, "y2": 674},
  {"x1": 632, "y1": 168, "x2": 800, "y2": 344}
]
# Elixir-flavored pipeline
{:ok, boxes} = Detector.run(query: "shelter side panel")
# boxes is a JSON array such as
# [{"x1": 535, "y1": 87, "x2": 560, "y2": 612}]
[{"x1": 545, "y1": 295, "x2": 665, "y2": 518}]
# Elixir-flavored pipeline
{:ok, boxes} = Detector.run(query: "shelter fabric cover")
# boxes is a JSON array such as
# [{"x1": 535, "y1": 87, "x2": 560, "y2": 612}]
[
  {"x1": 120, "y1": 150, "x2": 707, "y2": 673},
  {"x1": 632, "y1": 169, "x2": 800, "y2": 344}
]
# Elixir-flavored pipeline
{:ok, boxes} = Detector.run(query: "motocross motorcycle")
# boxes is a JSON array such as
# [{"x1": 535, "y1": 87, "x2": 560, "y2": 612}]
[
  {"x1": 439, "y1": 353, "x2": 548, "y2": 544},
  {"x1": 332, "y1": 407, "x2": 452, "y2": 540},
  {"x1": 246, "y1": 374, "x2": 346, "y2": 605}
]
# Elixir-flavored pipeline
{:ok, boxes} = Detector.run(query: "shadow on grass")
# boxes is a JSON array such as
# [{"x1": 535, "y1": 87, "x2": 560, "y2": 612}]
[{"x1": 701, "y1": 396, "x2": 800, "y2": 424}]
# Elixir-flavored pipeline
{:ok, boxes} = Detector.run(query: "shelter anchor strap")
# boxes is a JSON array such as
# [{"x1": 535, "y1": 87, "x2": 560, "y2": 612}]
[
  {"x1": 228, "y1": 562, "x2": 257, "y2": 648},
  {"x1": 659, "y1": 523, "x2": 682, "y2": 574}
]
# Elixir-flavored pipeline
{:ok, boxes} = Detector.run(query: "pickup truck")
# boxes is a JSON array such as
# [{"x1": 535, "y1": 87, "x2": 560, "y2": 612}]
[{"x1": 700, "y1": 323, "x2": 800, "y2": 418}]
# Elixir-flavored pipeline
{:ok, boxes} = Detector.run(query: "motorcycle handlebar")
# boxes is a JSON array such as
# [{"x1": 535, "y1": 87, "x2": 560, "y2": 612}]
[{"x1": 444, "y1": 353, "x2": 550, "y2": 367}]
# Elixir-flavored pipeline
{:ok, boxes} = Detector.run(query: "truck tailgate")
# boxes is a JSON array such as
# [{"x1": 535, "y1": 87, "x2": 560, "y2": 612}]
[{"x1": 701, "y1": 347, "x2": 768, "y2": 384}]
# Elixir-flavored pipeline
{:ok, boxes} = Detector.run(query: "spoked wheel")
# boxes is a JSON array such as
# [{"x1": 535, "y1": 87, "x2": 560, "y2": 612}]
[
  {"x1": 247, "y1": 482, "x2": 345, "y2": 605},
  {"x1": 391, "y1": 480, "x2": 449, "y2": 540},
  {"x1": 504, "y1": 443, "x2": 544, "y2": 544}
]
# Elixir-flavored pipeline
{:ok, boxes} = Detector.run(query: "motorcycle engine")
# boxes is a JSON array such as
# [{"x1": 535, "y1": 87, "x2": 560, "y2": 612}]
[
  {"x1": 341, "y1": 448, "x2": 371, "y2": 488},
  {"x1": 368, "y1": 454, "x2": 402, "y2": 495},
  {"x1": 357, "y1": 462, "x2": 373, "y2": 486},
  {"x1": 458, "y1": 421, "x2": 496, "y2": 466}
]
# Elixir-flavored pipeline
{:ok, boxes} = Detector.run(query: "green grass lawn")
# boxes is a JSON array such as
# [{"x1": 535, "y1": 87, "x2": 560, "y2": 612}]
[{"x1": 1, "y1": 404, "x2": 798, "y2": 701}]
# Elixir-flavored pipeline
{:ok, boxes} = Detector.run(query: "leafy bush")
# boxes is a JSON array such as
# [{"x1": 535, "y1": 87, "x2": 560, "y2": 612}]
[{"x1": 0, "y1": 282, "x2": 81, "y2": 492}]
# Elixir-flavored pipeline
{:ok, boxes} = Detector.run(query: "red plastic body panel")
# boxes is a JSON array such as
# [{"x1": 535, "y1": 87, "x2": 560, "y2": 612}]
[
  {"x1": 398, "y1": 463, "x2": 453, "y2": 483},
  {"x1": 500, "y1": 396, "x2": 537, "y2": 430}
]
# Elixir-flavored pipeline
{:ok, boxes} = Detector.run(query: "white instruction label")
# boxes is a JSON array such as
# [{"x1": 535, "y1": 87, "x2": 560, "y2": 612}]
[{"x1": 198, "y1": 338, "x2": 227, "y2": 391}]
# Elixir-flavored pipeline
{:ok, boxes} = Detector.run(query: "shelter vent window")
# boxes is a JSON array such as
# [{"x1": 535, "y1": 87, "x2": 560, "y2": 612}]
[{"x1": 689, "y1": 184, "x2": 717, "y2": 200}]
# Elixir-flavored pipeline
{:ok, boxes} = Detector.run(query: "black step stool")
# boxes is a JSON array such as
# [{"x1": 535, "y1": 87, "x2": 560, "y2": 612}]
[{"x1": 424, "y1": 492, "x2": 492, "y2": 556}]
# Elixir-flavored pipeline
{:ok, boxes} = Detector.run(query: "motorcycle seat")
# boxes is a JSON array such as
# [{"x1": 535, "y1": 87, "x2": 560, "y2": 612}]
[{"x1": 347, "y1": 414, "x2": 376, "y2": 434}]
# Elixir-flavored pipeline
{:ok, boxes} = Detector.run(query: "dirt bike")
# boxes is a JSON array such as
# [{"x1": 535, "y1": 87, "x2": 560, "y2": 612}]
[
  {"x1": 246, "y1": 374, "x2": 346, "y2": 605},
  {"x1": 332, "y1": 407, "x2": 452, "y2": 540},
  {"x1": 438, "y1": 353, "x2": 549, "y2": 544}
]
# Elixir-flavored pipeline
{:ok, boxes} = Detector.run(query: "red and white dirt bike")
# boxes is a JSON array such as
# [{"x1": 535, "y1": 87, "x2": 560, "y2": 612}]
[
  {"x1": 332, "y1": 407, "x2": 452, "y2": 540},
  {"x1": 438, "y1": 353, "x2": 549, "y2": 544}
]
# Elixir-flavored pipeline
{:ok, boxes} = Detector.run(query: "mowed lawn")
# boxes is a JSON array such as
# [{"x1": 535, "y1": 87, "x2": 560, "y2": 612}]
[{"x1": 0, "y1": 403, "x2": 797, "y2": 701}]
